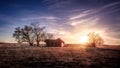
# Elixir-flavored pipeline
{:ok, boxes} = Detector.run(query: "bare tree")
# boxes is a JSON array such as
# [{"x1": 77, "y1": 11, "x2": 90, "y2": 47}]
[
  {"x1": 21, "y1": 25, "x2": 35, "y2": 46},
  {"x1": 13, "y1": 27, "x2": 22, "y2": 44},
  {"x1": 13, "y1": 23, "x2": 54, "y2": 46},
  {"x1": 87, "y1": 32, "x2": 104, "y2": 47},
  {"x1": 46, "y1": 33, "x2": 53, "y2": 39},
  {"x1": 31, "y1": 23, "x2": 46, "y2": 46}
]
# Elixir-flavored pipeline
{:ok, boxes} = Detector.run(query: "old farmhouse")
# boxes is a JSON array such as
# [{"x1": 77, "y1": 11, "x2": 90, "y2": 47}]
[{"x1": 44, "y1": 38, "x2": 65, "y2": 47}]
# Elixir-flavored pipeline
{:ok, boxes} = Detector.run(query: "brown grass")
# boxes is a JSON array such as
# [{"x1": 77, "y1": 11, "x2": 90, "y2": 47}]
[{"x1": 0, "y1": 44, "x2": 120, "y2": 68}]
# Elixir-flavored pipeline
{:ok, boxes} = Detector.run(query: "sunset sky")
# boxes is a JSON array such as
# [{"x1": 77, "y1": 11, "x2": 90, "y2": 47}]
[{"x1": 0, "y1": 0, "x2": 120, "y2": 44}]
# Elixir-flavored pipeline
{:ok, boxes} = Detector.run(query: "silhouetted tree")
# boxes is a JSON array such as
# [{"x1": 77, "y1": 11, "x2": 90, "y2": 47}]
[
  {"x1": 31, "y1": 23, "x2": 46, "y2": 46},
  {"x1": 13, "y1": 27, "x2": 22, "y2": 44},
  {"x1": 21, "y1": 25, "x2": 35, "y2": 46},
  {"x1": 13, "y1": 23, "x2": 53, "y2": 46},
  {"x1": 46, "y1": 33, "x2": 54, "y2": 39},
  {"x1": 87, "y1": 32, "x2": 104, "y2": 47}
]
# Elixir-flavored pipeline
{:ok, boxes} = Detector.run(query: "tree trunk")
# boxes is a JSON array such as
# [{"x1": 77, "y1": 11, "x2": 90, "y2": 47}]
[
  {"x1": 92, "y1": 43, "x2": 96, "y2": 47},
  {"x1": 29, "y1": 42, "x2": 33, "y2": 46},
  {"x1": 37, "y1": 41, "x2": 39, "y2": 46}
]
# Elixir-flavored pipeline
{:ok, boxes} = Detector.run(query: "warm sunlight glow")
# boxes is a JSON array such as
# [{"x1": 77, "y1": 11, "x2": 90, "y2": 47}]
[{"x1": 80, "y1": 36, "x2": 89, "y2": 44}]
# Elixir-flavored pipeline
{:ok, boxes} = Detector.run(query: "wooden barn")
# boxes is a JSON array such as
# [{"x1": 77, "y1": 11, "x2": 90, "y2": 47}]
[{"x1": 44, "y1": 38, "x2": 65, "y2": 47}]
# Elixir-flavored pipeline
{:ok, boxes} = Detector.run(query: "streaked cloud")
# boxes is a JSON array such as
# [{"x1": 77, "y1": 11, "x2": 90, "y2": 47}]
[
  {"x1": 69, "y1": 10, "x2": 93, "y2": 20},
  {"x1": 43, "y1": 0, "x2": 72, "y2": 9}
]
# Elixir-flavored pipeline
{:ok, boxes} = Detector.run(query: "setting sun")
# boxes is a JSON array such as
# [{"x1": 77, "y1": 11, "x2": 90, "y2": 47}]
[{"x1": 80, "y1": 36, "x2": 89, "y2": 44}]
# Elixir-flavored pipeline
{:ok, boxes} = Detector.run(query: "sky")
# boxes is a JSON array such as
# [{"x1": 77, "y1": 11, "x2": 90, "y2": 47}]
[{"x1": 0, "y1": 0, "x2": 120, "y2": 44}]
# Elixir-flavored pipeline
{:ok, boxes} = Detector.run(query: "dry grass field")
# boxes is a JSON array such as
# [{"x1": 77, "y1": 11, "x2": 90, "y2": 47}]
[{"x1": 0, "y1": 44, "x2": 120, "y2": 68}]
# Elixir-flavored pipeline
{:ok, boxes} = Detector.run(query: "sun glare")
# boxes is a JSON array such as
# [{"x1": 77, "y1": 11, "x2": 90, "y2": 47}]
[{"x1": 80, "y1": 36, "x2": 89, "y2": 44}]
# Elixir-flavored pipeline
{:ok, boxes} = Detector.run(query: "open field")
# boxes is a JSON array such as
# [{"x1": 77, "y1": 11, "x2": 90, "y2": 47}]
[{"x1": 0, "y1": 44, "x2": 120, "y2": 68}]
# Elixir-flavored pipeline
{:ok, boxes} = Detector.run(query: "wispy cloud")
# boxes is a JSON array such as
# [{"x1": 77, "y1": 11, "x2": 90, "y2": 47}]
[
  {"x1": 101, "y1": 1, "x2": 120, "y2": 10},
  {"x1": 43, "y1": 0, "x2": 73, "y2": 9},
  {"x1": 69, "y1": 9, "x2": 93, "y2": 20},
  {"x1": 21, "y1": 16, "x2": 58, "y2": 23},
  {"x1": 69, "y1": 1, "x2": 120, "y2": 20}
]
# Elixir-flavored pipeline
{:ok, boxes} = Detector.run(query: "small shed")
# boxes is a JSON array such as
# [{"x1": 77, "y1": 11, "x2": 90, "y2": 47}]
[{"x1": 44, "y1": 38, "x2": 65, "y2": 47}]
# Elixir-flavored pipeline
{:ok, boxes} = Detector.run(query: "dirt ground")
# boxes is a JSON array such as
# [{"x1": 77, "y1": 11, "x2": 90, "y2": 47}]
[{"x1": 0, "y1": 45, "x2": 120, "y2": 68}]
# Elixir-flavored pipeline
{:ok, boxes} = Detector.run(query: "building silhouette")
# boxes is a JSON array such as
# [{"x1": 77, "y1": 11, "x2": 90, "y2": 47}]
[{"x1": 44, "y1": 38, "x2": 65, "y2": 47}]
